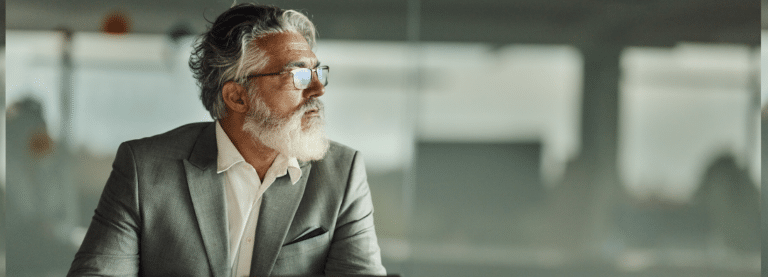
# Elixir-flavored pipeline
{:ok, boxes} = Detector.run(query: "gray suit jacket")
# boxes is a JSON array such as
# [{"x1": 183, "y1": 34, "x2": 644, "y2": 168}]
[{"x1": 68, "y1": 122, "x2": 386, "y2": 276}]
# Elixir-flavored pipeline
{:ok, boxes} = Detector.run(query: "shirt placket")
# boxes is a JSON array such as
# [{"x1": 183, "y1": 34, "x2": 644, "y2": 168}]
[{"x1": 232, "y1": 163, "x2": 261, "y2": 277}]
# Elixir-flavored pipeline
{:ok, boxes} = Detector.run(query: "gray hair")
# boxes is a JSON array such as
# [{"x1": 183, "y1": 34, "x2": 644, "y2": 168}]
[{"x1": 189, "y1": 4, "x2": 317, "y2": 119}]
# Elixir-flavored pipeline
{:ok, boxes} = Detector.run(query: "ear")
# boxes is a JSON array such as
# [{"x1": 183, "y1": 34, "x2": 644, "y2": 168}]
[{"x1": 221, "y1": 81, "x2": 249, "y2": 114}]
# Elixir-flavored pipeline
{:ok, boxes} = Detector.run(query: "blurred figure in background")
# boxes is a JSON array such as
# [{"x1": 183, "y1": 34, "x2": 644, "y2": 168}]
[
  {"x1": 6, "y1": 96, "x2": 76, "y2": 276},
  {"x1": 693, "y1": 155, "x2": 759, "y2": 252}
]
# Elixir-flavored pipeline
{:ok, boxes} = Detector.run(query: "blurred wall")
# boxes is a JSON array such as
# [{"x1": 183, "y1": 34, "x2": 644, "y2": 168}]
[{"x1": 5, "y1": 1, "x2": 761, "y2": 276}]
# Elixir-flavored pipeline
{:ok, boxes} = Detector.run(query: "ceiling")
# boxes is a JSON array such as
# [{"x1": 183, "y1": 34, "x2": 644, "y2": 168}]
[{"x1": 5, "y1": 0, "x2": 761, "y2": 47}]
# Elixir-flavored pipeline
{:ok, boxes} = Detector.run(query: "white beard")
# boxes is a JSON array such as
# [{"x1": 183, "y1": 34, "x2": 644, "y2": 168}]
[{"x1": 242, "y1": 96, "x2": 329, "y2": 162}]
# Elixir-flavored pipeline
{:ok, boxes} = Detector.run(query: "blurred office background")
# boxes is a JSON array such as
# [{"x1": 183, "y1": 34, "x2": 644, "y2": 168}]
[{"x1": 3, "y1": 0, "x2": 761, "y2": 276}]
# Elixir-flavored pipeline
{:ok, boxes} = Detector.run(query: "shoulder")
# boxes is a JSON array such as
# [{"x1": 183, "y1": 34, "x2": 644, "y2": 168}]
[
  {"x1": 306, "y1": 140, "x2": 366, "y2": 188},
  {"x1": 120, "y1": 122, "x2": 214, "y2": 159},
  {"x1": 311, "y1": 140, "x2": 360, "y2": 170},
  {"x1": 324, "y1": 140, "x2": 358, "y2": 162}
]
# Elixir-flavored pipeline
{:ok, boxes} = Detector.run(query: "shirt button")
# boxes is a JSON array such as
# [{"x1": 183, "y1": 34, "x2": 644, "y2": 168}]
[{"x1": 247, "y1": 237, "x2": 253, "y2": 243}]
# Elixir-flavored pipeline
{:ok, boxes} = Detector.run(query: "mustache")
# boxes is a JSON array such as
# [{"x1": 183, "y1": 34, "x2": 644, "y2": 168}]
[{"x1": 296, "y1": 98, "x2": 324, "y2": 115}]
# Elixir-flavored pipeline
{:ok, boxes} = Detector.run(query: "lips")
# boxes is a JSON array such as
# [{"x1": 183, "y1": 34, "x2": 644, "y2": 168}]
[
  {"x1": 300, "y1": 98, "x2": 323, "y2": 117},
  {"x1": 304, "y1": 108, "x2": 319, "y2": 116}
]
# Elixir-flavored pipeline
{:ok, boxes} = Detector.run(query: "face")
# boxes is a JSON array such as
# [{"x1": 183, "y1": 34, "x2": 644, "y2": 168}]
[
  {"x1": 249, "y1": 32, "x2": 325, "y2": 128},
  {"x1": 241, "y1": 32, "x2": 329, "y2": 161}
]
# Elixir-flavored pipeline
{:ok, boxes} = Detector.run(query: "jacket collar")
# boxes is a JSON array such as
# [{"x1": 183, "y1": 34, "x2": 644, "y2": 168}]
[
  {"x1": 184, "y1": 122, "x2": 230, "y2": 277},
  {"x1": 250, "y1": 162, "x2": 311, "y2": 276},
  {"x1": 187, "y1": 122, "x2": 218, "y2": 170}
]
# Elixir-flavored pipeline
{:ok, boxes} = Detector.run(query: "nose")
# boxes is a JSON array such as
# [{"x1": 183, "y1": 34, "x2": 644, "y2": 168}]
[{"x1": 303, "y1": 70, "x2": 325, "y2": 98}]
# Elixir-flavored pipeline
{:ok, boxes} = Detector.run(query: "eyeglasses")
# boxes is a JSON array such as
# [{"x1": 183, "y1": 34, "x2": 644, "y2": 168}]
[{"x1": 246, "y1": 65, "x2": 329, "y2": 90}]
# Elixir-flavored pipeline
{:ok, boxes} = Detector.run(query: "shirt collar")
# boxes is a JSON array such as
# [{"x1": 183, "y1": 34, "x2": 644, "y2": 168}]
[
  {"x1": 268, "y1": 153, "x2": 303, "y2": 185},
  {"x1": 215, "y1": 121, "x2": 302, "y2": 185}
]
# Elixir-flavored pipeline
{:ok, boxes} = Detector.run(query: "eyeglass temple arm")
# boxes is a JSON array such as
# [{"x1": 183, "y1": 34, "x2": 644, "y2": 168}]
[
  {"x1": 246, "y1": 72, "x2": 284, "y2": 79},
  {"x1": 247, "y1": 66, "x2": 327, "y2": 79}
]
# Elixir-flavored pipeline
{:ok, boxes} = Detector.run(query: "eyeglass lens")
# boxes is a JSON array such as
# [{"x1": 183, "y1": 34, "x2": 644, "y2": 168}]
[{"x1": 292, "y1": 67, "x2": 329, "y2": 89}]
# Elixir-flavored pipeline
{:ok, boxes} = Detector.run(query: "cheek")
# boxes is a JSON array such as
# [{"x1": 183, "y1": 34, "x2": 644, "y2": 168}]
[
  {"x1": 271, "y1": 91, "x2": 304, "y2": 115},
  {"x1": 284, "y1": 89, "x2": 305, "y2": 105},
  {"x1": 257, "y1": 82, "x2": 299, "y2": 110}
]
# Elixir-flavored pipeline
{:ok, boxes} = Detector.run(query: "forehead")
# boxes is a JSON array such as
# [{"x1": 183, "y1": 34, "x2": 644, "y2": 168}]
[{"x1": 253, "y1": 32, "x2": 316, "y2": 70}]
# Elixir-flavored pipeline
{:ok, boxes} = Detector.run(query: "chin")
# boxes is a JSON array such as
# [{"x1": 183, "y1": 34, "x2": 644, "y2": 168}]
[
  {"x1": 291, "y1": 122, "x2": 330, "y2": 162},
  {"x1": 294, "y1": 138, "x2": 330, "y2": 162}
]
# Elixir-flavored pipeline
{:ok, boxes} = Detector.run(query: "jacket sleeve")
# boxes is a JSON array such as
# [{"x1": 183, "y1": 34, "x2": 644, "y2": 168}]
[
  {"x1": 324, "y1": 152, "x2": 387, "y2": 276},
  {"x1": 68, "y1": 142, "x2": 141, "y2": 277}
]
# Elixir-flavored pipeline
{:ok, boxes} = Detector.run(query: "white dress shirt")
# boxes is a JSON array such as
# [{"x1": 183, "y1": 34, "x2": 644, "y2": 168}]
[{"x1": 215, "y1": 122, "x2": 302, "y2": 277}]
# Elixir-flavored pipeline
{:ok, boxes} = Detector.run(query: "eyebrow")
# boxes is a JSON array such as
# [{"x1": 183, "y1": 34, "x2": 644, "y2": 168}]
[{"x1": 283, "y1": 60, "x2": 321, "y2": 70}]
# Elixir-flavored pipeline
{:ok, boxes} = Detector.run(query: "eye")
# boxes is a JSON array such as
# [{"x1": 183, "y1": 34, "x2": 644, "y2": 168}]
[{"x1": 291, "y1": 68, "x2": 313, "y2": 89}]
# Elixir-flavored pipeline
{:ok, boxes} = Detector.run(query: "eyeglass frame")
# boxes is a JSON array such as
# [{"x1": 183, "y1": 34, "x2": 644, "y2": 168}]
[{"x1": 246, "y1": 65, "x2": 329, "y2": 90}]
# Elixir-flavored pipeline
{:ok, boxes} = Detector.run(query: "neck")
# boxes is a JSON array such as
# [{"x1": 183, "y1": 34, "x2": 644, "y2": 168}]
[{"x1": 219, "y1": 115, "x2": 277, "y2": 180}]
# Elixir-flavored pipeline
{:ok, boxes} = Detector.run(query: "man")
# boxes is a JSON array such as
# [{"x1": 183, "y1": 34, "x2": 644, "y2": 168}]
[{"x1": 68, "y1": 4, "x2": 386, "y2": 277}]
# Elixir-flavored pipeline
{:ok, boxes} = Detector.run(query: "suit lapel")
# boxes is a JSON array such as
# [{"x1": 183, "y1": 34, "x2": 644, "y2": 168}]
[
  {"x1": 249, "y1": 162, "x2": 311, "y2": 276},
  {"x1": 183, "y1": 123, "x2": 230, "y2": 277}
]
